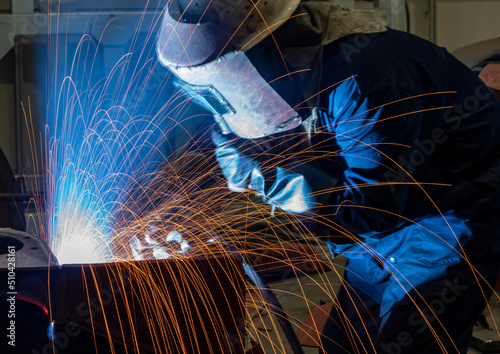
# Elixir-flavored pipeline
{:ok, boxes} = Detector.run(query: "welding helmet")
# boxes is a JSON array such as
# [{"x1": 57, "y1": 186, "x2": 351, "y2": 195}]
[{"x1": 157, "y1": 0, "x2": 302, "y2": 139}]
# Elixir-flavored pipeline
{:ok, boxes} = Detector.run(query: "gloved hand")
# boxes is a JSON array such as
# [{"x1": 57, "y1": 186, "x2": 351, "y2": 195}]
[
  {"x1": 212, "y1": 126, "x2": 280, "y2": 193},
  {"x1": 212, "y1": 126, "x2": 338, "y2": 214}
]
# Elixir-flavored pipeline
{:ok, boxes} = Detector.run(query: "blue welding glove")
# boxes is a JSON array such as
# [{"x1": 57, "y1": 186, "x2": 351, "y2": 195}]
[{"x1": 212, "y1": 126, "x2": 338, "y2": 214}]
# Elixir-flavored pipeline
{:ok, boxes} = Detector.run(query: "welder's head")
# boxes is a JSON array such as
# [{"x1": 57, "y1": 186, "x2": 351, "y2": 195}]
[{"x1": 156, "y1": 0, "x2": 302, "y2": 139}]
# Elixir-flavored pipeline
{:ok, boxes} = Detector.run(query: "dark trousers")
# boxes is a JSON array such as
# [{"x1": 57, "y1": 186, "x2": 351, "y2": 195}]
[{"x1": 320, "y1": 260, "x2": 498, "y2": 354}]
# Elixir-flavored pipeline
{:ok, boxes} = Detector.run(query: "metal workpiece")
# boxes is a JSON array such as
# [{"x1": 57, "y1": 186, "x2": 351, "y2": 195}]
[
  {"x1": 0, "y1": 227, "x2": 246, "y2": 353},
  {"x1": 0, "y1": 228, "x2": 58, "y2": 268}
]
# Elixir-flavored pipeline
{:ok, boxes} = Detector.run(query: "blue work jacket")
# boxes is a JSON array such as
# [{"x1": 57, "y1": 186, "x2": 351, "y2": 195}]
[{"x1": 214, "y1": 26, "x2": 500, "y2": 311}]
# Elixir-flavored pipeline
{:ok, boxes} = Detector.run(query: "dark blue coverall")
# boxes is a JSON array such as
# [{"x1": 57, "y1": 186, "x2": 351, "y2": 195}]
[{"x1": 212, "y1": 5, "x2": 500, "y2": 352}]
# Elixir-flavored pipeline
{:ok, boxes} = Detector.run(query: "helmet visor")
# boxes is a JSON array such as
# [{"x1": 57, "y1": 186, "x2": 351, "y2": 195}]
[{"x1": 171, "y1": 51, "x2": 301, "y2": 139}]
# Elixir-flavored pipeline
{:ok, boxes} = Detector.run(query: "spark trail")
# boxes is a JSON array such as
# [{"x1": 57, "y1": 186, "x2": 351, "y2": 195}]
[{"x1": 34, "y1": 2, "x2": 500, "y2": 353}]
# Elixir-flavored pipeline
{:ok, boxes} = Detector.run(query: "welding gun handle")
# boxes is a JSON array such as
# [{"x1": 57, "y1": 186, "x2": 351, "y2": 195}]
[
  {"x1": 243, "y1": 263, "x2": 305, "y2": 354},
  {"x1": 216, "y1": 237, "x2": 305, "y2": 354}
]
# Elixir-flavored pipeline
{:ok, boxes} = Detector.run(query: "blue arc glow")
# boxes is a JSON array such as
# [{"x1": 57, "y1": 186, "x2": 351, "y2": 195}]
[{"x1": 43, "y1": 9, "x2": 193, "y2": 264}]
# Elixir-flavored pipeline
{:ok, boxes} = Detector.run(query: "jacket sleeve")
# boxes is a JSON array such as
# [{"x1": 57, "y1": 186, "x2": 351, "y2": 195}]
[
  {"x1": 212, "y1": 127, "x2": 338, "y2": 214},
  {"x1": 322, "y1": 77, "x2": 435, "y2": 237},
  {"x1": 213, "y1": 77, "x2": 441, "y2": 238}
]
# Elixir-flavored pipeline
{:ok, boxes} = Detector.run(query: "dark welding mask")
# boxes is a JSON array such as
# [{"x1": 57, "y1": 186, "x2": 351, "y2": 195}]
[{"x1": 156, "y1": 0, "x2": 302, "y2": 139}]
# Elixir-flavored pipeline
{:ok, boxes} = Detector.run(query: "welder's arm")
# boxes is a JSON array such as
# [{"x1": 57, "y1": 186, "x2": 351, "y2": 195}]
[
  {"x1": 212, "y1": 127, "x2": 338, "y2": 214},
  {"x1": 323, "y1": 79, "x2": 432, "y2": 237},
  {"x1": 212, "y1": 80, "x2": 433, "y2": 237}
]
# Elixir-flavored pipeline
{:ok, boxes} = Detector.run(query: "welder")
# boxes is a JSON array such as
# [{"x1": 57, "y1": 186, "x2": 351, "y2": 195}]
[{"x1": 157, "y1": 1, "x2": 500, "y2": 352}]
